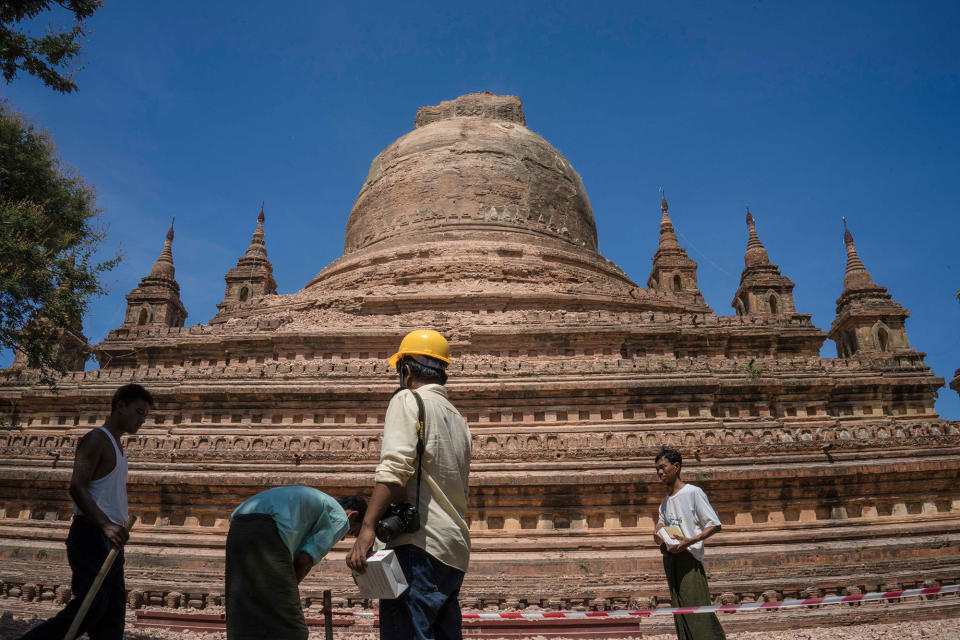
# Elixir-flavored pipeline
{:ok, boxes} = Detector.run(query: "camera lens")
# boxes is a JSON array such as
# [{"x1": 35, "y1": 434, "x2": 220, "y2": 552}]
[{"x1": 376, "y1": 515, "x2": 403, "y2": 543}]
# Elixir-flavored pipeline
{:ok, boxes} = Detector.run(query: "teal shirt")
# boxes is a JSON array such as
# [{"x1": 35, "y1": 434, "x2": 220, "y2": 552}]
[{"x1": 231, "y1": 487, "x2": 349, "y2": 565}]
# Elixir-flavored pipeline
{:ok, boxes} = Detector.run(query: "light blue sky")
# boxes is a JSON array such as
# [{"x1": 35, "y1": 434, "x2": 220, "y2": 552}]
[{"x1": 3, "y1": 1, "x2": 959, "y2": 417}]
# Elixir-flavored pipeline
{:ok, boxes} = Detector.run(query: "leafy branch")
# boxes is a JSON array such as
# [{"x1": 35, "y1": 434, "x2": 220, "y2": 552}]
[{"x1": 0, "y1": 0, "x2": 103, "y2": 93}]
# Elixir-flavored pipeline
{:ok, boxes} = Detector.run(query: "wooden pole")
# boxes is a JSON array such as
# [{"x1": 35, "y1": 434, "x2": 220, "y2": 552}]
[
  {"x1": 63, "y1": 514, "x2": 136, "y2": 640},
  {"x1": 323, "y1": 589, "x2": 333, "y2": 640}
]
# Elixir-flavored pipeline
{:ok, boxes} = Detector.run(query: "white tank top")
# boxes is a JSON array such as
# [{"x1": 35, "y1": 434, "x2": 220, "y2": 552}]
[{"x1": 74, "y1": 426, "x2": 128, "y2": 524}]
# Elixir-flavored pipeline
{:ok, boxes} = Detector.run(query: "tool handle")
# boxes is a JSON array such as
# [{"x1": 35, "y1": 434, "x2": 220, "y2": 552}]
[
  {"x1": 323, "y1": 589, "x2": 333, "y2": 640},
  {"x1": 63, "y1": 514, "x2": 136, "y2": 640}
]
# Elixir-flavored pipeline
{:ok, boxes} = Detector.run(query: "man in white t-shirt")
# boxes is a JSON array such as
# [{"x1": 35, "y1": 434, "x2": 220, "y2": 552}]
[{"x1": 654, "y1": 447, "x2": 727, "y2": 640}]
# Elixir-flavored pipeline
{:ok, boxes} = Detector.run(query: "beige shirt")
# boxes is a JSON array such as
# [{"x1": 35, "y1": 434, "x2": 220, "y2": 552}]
[{"x1": 375, "y1": 384, "x2": 471, "y2": 572}]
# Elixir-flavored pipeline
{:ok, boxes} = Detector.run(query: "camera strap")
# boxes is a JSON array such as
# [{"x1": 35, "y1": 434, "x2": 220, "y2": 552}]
[{"x1": 410, "y1": 390, "x2": 426, "y2": 515}]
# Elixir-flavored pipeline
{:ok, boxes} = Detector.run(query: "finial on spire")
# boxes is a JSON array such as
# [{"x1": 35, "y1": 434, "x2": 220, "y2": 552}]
[
  {"x1": 743, "y1": 206, "x2": 769, "y2": 267},
  {"x1": 150, "y1": 217, "x2": 176, "y2": 279},
  {"x1": 841, "y1": 218, "x2": 876, "y2": 290},
  {"x1": 244, "y1": 202, "x2": 268, "y2": 257},
  {"x1": 653, "y1": 187, "x2": 681, "y2": 252}
]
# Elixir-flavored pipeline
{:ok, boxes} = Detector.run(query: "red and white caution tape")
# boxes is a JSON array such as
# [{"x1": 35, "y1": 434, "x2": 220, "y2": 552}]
[{"x1": 346, "y1": 583, "x2": 959, "y2": 619}]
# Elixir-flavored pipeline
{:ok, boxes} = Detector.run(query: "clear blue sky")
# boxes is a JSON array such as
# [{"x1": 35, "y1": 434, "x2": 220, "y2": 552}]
[{"x1": 3, "y1": 1, "x2": 959, "y2": 417}]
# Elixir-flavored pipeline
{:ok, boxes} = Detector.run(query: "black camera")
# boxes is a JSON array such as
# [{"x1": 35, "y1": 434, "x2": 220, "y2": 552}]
[{"x1": 375, "y1": 501, "x2": 420, "y2": 543}]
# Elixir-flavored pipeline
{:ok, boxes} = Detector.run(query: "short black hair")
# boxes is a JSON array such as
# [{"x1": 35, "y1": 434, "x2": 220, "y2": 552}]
[
  {"x1": 397, "y1": 357, "x2": 448, "y2": 385},
  {"x1": 337, "y1": 495, "x2": 367, "y2": 520},
  {"x1": 655, "y1": 447, "x2": 682, "y2": 468},
  {"x1": 111, "y1": 384, "x2": 154, "y2": 413}
]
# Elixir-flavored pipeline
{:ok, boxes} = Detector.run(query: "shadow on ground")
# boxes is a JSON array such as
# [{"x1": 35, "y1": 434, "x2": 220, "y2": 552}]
[{"x1": 1, "y1": 611, "x2": 188, "y2": 640}]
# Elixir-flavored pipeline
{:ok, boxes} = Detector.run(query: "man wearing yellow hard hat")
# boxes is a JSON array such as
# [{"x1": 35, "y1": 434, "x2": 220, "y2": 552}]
[{"x1": 346, "y1": 330, "x2": 471, "y2": 640}]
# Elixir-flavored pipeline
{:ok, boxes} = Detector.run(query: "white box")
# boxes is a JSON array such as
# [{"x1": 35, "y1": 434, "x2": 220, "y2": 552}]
[{"x1": 351, "y1": 549, "x2": 409, "y2": 599}]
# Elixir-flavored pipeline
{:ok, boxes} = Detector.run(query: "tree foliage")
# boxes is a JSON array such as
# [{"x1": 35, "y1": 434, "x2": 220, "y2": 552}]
[
  {"x1": 0, "y1": 0, "x2": 102, "y2": 94},
  {"x1": 0, "y1": 101, "x2": 118, "y2": 376}
]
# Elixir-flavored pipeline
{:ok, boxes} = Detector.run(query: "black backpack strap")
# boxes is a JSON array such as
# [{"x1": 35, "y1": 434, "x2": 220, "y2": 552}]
[{"x1": 410, "y1": 390, "x2": 426, "y2": 513}]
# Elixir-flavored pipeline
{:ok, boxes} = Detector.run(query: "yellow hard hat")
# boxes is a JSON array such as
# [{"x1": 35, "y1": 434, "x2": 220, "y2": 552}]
[{"x1": 388, "y1": 329, "x2": 452, "y2": 368}]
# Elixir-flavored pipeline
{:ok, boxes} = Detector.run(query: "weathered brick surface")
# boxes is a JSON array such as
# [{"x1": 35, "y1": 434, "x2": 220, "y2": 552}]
[{"x1": 1, "y1": 93, "x2": 958, "y2": 620}]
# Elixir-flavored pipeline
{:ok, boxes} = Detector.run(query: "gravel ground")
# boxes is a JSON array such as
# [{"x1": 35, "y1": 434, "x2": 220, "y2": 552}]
[
  {"x1": 642, "y1": 618, "x2": 960, "y2": 640},
  {"x1": 4, "y1": 611, "x2": 960, "y2": 640}
]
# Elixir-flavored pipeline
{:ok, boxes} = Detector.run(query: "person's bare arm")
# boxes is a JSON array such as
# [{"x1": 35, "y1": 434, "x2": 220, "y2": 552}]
[
  {"x1": 69, "y1": 431, "x2": 129, "y2": 548},
  {"x1": 345, "y1": 482, "x2": 405, "y2": 573},
  {"x1": 669, "y1": 524, "x2": 721, "y2": 554},
  {"x1": 294, "y1": 551, "x2": 314, "y2": 583}
]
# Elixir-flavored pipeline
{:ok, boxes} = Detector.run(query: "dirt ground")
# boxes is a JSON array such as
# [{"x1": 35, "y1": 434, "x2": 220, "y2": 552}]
[{"x1": 3, "y1": 610, "x2": 960, "y2": 640}]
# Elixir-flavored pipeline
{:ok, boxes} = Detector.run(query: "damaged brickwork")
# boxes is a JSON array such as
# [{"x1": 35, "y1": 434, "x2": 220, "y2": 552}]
[{"x1": 1, "y1": 93, "x2": 958, "y2": 625}]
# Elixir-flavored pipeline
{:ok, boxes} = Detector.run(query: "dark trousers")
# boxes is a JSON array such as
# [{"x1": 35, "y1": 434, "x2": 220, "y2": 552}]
[
  {"x1": 19, "y1": 516, "x2": 126, "y2": 640},
  {"x1": 225, "y1": 514, "x2": 307, "y2": 640},
  {"x1": 663, "y1": 550, "x2": 726, "y2": 640},
  {"x1": 379, "y1": 544, "x2": 465, "y2": 640}
]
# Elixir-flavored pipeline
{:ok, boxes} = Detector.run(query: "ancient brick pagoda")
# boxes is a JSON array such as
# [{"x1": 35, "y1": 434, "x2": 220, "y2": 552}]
[{"x1": 2, "y1": 92, "x2": 958, "y2": 616}]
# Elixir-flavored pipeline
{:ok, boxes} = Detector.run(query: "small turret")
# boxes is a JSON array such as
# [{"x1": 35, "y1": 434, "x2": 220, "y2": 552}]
[
  {"x1": 10, "y1": 305, "x2": 88, "y2": 372},
  {"x1": 829, "y1": 221, "x2": 910, "y2": 357},
  {"x1": 646, "y1": 192, "x2": 704, "y2": 299},
  {"x1": 731, "y1": 208, "x2": 798, "y2": 317},
  {"x1": 213, "y1": 203, "x2": 277, "y2": 320},
  {"x1": 120, "y1": 219, "x2": 187, "y2": 329}
]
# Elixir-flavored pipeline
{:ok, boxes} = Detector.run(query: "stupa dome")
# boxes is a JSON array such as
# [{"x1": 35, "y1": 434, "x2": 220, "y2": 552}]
[
  {"x1": 341, "y1": 92, "x2": 598, "y2": 256},
  {"x1": 305, "y1": 93, "x2": 643, "y2": 304}
]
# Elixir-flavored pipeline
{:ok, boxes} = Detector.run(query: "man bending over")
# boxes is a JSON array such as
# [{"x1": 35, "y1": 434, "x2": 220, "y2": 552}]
[{"x1": 225, "y1": 487, "x2": 365, "y2": 640}]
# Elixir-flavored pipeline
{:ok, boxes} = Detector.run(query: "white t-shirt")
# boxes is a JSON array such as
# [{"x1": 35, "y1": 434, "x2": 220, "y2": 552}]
[{"x1": 657, "y1": 483, "x2": 721, "y2": 563}]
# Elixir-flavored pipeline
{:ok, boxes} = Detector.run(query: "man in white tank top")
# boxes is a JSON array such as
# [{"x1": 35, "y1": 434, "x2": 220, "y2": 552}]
[{"x1": 19, "y1": 383, "x2": 153, "y2": 640}]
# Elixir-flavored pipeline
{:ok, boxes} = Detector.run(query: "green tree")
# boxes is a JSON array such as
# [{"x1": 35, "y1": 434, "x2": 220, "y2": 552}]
[
  {"x1": 1, "y1": 0, "x2": 102, "y2": 94},
  {"x1": 0, "y1": 101, "x2": 118, "y2": 377}
]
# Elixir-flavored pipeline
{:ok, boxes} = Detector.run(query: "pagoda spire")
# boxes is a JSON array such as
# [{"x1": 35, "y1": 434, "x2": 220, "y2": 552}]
[
  {"x1": 149, "y1": 218, "x2": 176, "y2": 279},
  {"x1": 744, "y1": 207, "x2": 770, "y2": 267},
  {"x1": 119, "y1": 218, "x2": 187, "y2": 329},
  {"x1": 656, "y1": 189, "x2": 681, "y2": 250},
  {"x1": 841, "y1": 219, "x2": 877, "y2": 291},
  {"x1": 829, "y1": 220, "x2": 911, "y2": 358},
  {"x1": 731, "y1": 207, "x2": 798, "y2": 317},
  {"x1": 9, "y1": 261, "x2": 89, "y2": 372},
  {"x1": 213, "y1": 203, "x2": 277, "y2": 321},
  {"x1": 245, "y1": 202, "x2": 267, "y2": 258},
  {"x1": 646, "y1": 190, "x2": 708, "y2": 311}
]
